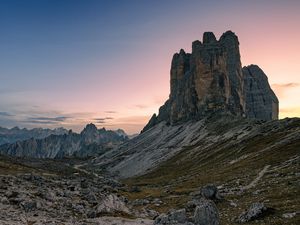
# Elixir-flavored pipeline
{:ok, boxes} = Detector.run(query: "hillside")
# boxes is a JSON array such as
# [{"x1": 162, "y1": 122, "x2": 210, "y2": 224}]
[{"x1": 119, "y1": 116, "x2": 300, "y2": 224}]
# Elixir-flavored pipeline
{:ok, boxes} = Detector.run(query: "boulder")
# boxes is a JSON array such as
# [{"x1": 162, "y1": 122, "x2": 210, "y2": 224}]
[
  {"x1": 154, "y1": 209, "x2": 191, "y2": 225},
  {"x1": 193, "y1": 199, "x2": 220, "y2": 225},
  {"x1": 201, "y1": 184, "x2": 222, "y2": 201},
  {"x1": 237, "y1": 202, "x2": 268, "y2": 223}
]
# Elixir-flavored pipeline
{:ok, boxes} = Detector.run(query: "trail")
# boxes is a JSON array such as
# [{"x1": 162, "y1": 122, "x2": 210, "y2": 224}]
[
  {"x1": 242, "y1": 165, "x2": 270, "y2": 190},
  {"x1": 73, "y1": 163, "x2": 100, "y2": 178}
]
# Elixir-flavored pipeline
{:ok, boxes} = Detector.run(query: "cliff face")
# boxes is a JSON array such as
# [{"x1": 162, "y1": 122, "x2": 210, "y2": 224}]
[
  {"x1": 142, "y1": 31, "x2": 278, "y2": 132},
  {"x1": 243, "y1": 65, "x2": 279, "y2": 120}
]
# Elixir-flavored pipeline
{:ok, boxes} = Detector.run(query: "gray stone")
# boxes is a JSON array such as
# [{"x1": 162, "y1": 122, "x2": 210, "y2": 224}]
[
  {"x1": 193, "y1": 200, "x2": 220, "y2": 225},
  {"x1": 20, "y1": 201, "x2": 37, "y2": 212},
  {"x1": 154, "y1": 213, "x2": 169, "y2": 225},
  {"x1": 282, "y1": 212, "x2": 298, "y2": 219},
  {"x1": 201, "y1": 184, "x2": 222, "y2": 201},
  {"x1": 237, "y1": 202, "x2": 268, "y2": 223},
  {"x1": 168, "y1": 209, "x2": 187, "y2": 223}
]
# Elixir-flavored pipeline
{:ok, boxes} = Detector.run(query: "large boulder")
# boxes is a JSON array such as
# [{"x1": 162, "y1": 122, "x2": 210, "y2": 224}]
[
  {"x1": 193, "y1": 199, "x2": 220, "y2": 225},
  {"x1": 237, "y1": 202, "x2": 269, "y2": 223},
  {"x1": 154, "y1": 208, "x2": 192, "y2": 225},
  {"x1": 201, "y1": 184, "x2": 222, "y2": 201}
]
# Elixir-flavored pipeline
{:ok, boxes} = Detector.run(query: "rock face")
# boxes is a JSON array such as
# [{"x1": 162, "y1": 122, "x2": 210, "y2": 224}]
[
  {"x1": 243, "y1": 65, "x2": 279, "y2": 120},
  {"x1": 0, "y1": 124, "x2": 128, "y2": 158},
  {"x1": 142, "y1": 31, "x2": 278, "y2": 132}
]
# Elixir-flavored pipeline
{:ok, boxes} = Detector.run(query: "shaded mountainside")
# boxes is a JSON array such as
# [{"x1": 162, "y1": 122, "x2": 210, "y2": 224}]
[
  {"x1": 142, "y1": 31, "x2": 278, "y2": 133},
  {"x1": 0, "y1": 123, "x2": 128, "y2": 158},
  {"x1": 0, "y1": 126, "x2": 68, "y2": 145}
]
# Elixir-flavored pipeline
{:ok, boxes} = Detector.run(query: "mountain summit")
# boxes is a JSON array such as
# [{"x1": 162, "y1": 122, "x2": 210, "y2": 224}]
[{"x1": 143, "y1": 31, "x2": 278, "y2": 132}]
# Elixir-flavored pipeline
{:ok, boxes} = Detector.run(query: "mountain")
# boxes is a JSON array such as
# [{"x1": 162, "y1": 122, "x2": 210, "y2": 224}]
[
  {"x1": 0, "y1": 126, "x2": 68, "y2": 145},
  {"x1": 142, "y1": 31, "x2": 278, "y2": 132},
  {"x1": 88, "y1": 31, "x2": 299, "y2": 224},
  {"x1": 94, "y1": 30, "x2": 282, "y2": 177},
  {"x1": 0, "y1": 123, "x2": 128, "y2": 158}
]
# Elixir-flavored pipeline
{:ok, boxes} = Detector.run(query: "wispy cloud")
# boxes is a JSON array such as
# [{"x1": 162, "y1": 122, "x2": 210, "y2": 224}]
[
  {"x1": 28, "y1": 116, "x2": 70, "y2": 122},
  {"x1": 104, "y1": 111, "x2": 117, "y2": 114},
  {"x1": 93, "y1": 117, "x2": 114, "y2": 124},
  {"x1": 24, "y1": 116, "x2": 70, "y2": 125},
  {"x1": 272, "y1": 83, "x2": 300, "y2": 88},
  {"x1": 272, "y1": 82, "x2": 300, "y2": 97},
  {"x1": 0, "y1": 111, "x2": 13, "y2": 117},
  {"x1": 134, "y1": 104, "x2": 149, "y2": 109}
]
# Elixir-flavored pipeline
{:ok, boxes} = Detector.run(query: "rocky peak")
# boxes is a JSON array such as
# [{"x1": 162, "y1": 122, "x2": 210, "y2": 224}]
[
  {"x1": 81, "y1": 123, "x2": 98, "y2": 133},
  {"x1": 80, "y1": 123, "x2": 98, "y2": 143},
  {"x1": 203, "y1": 31, "x2": 217, "y2": 44},
  {"x1": 142, "y1": 30, "x2": 278, "y2": 132}
]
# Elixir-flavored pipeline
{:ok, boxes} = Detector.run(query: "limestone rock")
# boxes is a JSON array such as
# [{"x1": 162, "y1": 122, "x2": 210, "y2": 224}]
[
  {"x1": 193, "y1": 199, "x2": 220, "y2": 225},
  {"x1": 243, "y1": 65, "x2": 279, "y2": 120},
  {"x1": 237, "y1": 202, "x2": 268, "y2": 223},
  {"x1": 154, "y1": 209, "x2": 191, "y2": 225},
  {"x1": 201, "y1": 184, "x2": 222, "y2": 201},
  {"x1": 142, "y1": 31, "x2": 278, "y2": 132}
]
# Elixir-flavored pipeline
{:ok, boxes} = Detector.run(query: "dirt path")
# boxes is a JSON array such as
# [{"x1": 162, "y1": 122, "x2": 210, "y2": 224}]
[{"x1": 242, "y1": 165, "x2": 270, "y2": 190}]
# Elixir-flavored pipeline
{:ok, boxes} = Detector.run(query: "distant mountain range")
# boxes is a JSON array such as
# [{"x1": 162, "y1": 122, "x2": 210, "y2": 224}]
[
  {"x1": 0, "y1": 126, "x2": 68, "y2": 145},
  {"x1": 0, "y1": 123, "x2": 128, "y2": 158}
]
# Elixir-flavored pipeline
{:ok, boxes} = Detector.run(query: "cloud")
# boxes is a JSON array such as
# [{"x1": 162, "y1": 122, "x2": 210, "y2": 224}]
[
  {"x1": 0, "y1": 111, "x2": 13, "y2": 117},
  {"x1": 28, "y1": 116, "x2": 70, "y2": 122},
  {"x1": 22, "y1": 120, "x2": 58, "y2": 125},
  {"x1": 93, "y1": 117, "x2": 114, "y2": 124},
  {"x1": 272, "y1": 83, "x2": 300, "y2": 88},
  {"x1": 104, "y1": 111, "x2": 117, "y2": 114},
  {"x1": 24, "y1": 116, "x2": 70, "y2": 125},
  {"x1": 134, "y1": 104, "x2": 149, "y2": 109},
  {"x1": 272, "y1": 82, "x2": 300, "y2": 97}
]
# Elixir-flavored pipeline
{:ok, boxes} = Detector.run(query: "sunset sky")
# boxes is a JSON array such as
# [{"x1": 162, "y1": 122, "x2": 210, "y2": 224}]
[{"x1": 0, "y1": 0, "x2": 299, "y2": 134}]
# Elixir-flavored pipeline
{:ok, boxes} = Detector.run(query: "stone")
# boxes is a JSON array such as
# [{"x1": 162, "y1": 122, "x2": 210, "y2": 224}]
[
  {"x1": 20, "y1": 201, "x2": 37, "y2": 212},
  {"x1": 237, "y1": 202, "x2": 268, "y2": 223},
  {"x1": 154, "y1": 209, "x2": 190, "y2": 225},
  {"x1": 193, "y1": 199, "x2": 220, "y2": 225},
  {"x1": 96, "y1": 194, "x2": 129, "y2": 214},
  {"x1": 201, "y1": 184, "x2": 222, "y2": 201},
  {"x1": 1, "y1": 197, "x2": 9, "y2": 205},
  {"x1": 282, "y1": 212, "x2": 298, "y2": 219},
  {"x1": 154, "y1": 213, "x2": 169, "y2": 225},
  {"x1": 168, "y1": 209, "x2": 187, "y2": 223}
]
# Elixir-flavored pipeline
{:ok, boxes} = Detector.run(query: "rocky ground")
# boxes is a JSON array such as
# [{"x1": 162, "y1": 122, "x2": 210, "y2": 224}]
[
  {"x1": 0, "y1": 155, "x2": 153, "y2": 225},
  {"x1": 1, "y1": 117, "x2": 300, "y2": 225}
]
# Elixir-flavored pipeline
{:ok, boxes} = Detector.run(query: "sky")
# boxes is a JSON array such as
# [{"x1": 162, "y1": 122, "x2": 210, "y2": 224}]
[{"x1": 0, "y1": 0, "x2": 299, "y2": 134}]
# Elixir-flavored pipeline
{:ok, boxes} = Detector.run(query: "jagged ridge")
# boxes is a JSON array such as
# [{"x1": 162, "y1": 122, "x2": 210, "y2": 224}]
[{"x1": 142, "y1": 31, "x2": 278, "y2": 132}]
